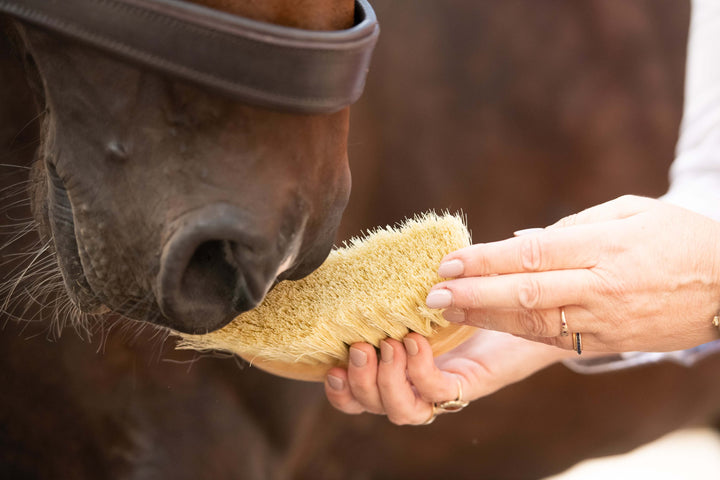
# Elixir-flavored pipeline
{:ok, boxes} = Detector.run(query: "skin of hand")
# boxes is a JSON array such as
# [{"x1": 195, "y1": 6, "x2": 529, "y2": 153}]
[
  {"x1": 324, "y1": 330, "x2": 571, "y2": 425},
  {"x1": 427, "y1": 195, "x2": 720, "y2": 353}
]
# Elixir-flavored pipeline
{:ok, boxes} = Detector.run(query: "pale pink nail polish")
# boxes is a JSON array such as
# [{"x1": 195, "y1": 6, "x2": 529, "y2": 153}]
[
  {"x1": 443, "y1": 308, "x2": 466, "y2": 323},
  {"x1": 380, "y1": 341, "x2": 394, "y2": 363},
  {"x1": 403, "y1": 337, "x2": 419, "y2": 356},
  {"x1": 327, "y1": 375, "x2": 344, "y2": 391},
  {"x1": 349, "y1": 347, "x2": 367, "y2": 367},
  {"x1": 438, "y1": 259, "x2": 464, "y2": 278},
  {"x1": 426, "y1": 289, "x2": 453, "y2": 309}
]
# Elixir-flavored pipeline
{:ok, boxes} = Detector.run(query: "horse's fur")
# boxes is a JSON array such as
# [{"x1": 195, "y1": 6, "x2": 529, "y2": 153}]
[{"x1": 2, "y1": 1, "x2": 720, "y2": 479}]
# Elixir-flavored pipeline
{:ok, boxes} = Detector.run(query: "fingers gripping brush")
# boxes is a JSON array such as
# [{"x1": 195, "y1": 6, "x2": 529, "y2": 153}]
[{"x1": 175, "y1": 212, "x2": 475, "y2": 381}]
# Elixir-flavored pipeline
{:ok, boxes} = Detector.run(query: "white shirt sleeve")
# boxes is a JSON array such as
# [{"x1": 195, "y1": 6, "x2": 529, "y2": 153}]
[
  {"x1": 661, "y1": 0, "x2": 720, "y2": 221},
  {"x1": 565, "y1": 0, "x2": 720, "y2": 374}
]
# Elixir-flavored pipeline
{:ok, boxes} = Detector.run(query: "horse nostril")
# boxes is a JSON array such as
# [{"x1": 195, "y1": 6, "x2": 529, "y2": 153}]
[
  {"x1": 180, "y1": 240, "x2": 259, "y2": 315},
  {"x1": 158, "y1": 232, "x2": 272, "y2": 334},
  {"x1": 157, "y1": 204, "x2": 301, "y2": 334},
  {"x1": 181, "y1": 240, "x2": 236, "y2": 309}
]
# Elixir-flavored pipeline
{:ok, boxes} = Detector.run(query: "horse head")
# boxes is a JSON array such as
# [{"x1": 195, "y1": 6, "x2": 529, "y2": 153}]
[{"x1": 2, "y1": 0, "x2": 377, "y2": 333}]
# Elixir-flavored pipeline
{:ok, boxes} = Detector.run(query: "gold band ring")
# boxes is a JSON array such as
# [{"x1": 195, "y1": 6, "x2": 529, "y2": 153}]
[
  {"x1": 421, "y1": 403, "x2": 438, "y2": 425},
  {"x1": 420, "y1": 377, "x2": 469, "y2": 425},
  {"x1": 435, "y1": 377, "x2": 469, "y2": 413},
  {"x1": 560, "y1": 307, "x2": 569, "y2": 337}
]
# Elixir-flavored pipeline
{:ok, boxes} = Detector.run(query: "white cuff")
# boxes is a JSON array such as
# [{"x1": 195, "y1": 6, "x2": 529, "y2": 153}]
[{"x1": 562, "y1": 340, "x2": 720, "y2": 374}]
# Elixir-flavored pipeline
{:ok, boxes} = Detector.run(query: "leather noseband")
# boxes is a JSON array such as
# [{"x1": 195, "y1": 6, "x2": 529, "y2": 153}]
[{"x1": 0, "y1": 0, "x2": 379, "y2": 113}]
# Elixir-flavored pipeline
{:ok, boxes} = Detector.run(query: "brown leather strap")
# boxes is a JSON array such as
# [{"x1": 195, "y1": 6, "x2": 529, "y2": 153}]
[{"x1": 0, "y1": 0, "x2": 379, "y2": 113}]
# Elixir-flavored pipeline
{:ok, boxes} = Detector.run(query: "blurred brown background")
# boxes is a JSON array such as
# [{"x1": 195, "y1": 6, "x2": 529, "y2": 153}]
[{"x1": 340, "y1": 0, "x2": 688, "y2": 241}]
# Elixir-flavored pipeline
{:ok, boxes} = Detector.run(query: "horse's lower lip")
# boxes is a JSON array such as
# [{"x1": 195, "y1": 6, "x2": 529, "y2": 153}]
[
  {"x1": 275, "y1": 256, "x2": 296, "y2": 278},
  {"x1": 46, "y1": 163, "x2": 105, "y2": 313},
  {"x1": 272, "y1": 255, "x2": 299, "y2": 286}
]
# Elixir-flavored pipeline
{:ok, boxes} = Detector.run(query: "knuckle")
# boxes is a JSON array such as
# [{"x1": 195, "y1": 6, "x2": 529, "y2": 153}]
[
  {"x1": 594, "y1": 272, "x2": 626, "y2": 300},
  {"x1": 416, "y1": 389, "x2": 438, "y2": 405},
  {"x1": 557, "y1": 213, "x2": 578, "y2": 228},
  {"x1": 462, "y1": 309, "x2": 486, "y2": 329},
  {"x1": 553, "y1": 213, "x2": 579, "y2": 227},
  {"x1": 518, "y1": 308, "x2": 550, "y2": 337},
  {"x1": 617, "y1": 194, "x2": 637, "y2": 204},
  {"x1": 376, "y1": 374, "x2": 394, "y2": 391},
  {"x1": 458, "y1": 283, "x2": 484, "y2": 309},
  {"x1": 517, "y1": 277, "x2": 542, "y2": 309},
  {"x1": 520, "y1": 235, "x2": 543, "y2": 271},
  {"x1": 471, "y1": 249, "x2": 492, "y2": 275},
  {"x1": 352, "y1": 384, "x2": 380, "y2": 407}
]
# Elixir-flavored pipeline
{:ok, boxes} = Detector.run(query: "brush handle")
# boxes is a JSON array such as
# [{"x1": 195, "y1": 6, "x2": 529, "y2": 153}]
[
  {"x1": 239, "y1": 323, "x2": 477, "y2": 382},
  {"x1": 426, "y1": 323, "x2": 477, "y2": 357}
]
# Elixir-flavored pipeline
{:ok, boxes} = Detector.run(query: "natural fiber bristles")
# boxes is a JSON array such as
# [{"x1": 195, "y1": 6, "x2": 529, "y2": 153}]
[{"x1": 176, "y1": 212, "x2": 471, "y2": 367}]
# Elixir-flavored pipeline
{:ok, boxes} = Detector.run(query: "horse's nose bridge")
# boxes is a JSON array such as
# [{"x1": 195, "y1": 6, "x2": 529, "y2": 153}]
[{"x1": 156, "y1": 203, "x2": 297, "y2": 334}]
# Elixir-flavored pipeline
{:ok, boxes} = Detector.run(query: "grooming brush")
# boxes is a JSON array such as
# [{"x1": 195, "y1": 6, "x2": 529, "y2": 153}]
[{"x1": 176, "y1": 212, "x2": 475, "y2": 381}]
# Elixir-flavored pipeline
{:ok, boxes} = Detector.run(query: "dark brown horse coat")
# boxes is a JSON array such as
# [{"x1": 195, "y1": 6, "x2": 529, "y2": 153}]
[{"x1": 2, "y1": 1, "x2": 719, "y2": 479}]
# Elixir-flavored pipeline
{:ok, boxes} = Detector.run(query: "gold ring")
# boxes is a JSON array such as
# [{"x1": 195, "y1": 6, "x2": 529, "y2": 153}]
[
  {"x1": 419, "y1": 378, "x2": 469, "y2": 425},
  {"x1": 571, "y1": 332, "x2": 583, "y2": 355},
  {"x1": 421, "y1": 403, "x2": 437, "y2": 425},
  {"x1": 560, "y1": 307, "x2": 569, "y2": 337},
  {"x1": 435, "y1": 377, "x2": 469, "y2": 414},
  {"x1": 712, "y1": 315, "x2": 719, "y2": 328}
]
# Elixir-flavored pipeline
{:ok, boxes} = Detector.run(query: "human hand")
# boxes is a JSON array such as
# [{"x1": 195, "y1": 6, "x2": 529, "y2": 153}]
[
  {"x1": 427, "y1": 195, "x2": 720, "y2": 353},
  {"x1": 324, "y1": 330, "x2": 568, "y2": 425}
]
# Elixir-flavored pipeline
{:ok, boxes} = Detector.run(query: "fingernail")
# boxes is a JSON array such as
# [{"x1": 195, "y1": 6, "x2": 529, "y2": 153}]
[
  {"x1": 327, "y1": 375, "x2": 344, "y2": 391},
  {"x1": 380, "y1": 341, "x2": 394, "y2": 363},
  {"x1": 513, "y1": 227, "x2": 544, "y2": 236},
  {"x1": 443, "y1": 307, "x2": 466, "y2": 323},
  {"x1": 426, "y1": 289, "x2": 453, "y2": 309},
  {"x1": 438, "y1": 259, "x2": 464, "y2": 278},
  {"x1": 403, "y1": 337, "x2": 419, "y2": 356},
  {"x1": 349, "y1": 347, "x2": 367, "y2": 368}
]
